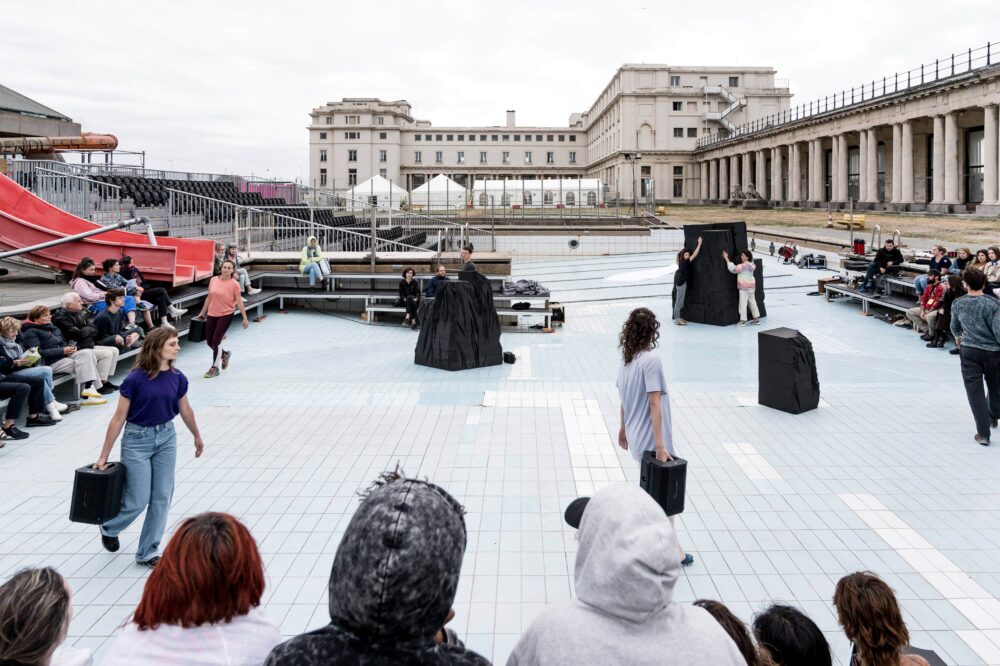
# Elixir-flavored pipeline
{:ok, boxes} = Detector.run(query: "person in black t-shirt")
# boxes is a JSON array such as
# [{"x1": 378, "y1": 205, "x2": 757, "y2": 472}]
[{"x1": 672, "y1": 237, "x2": 702, "y2": 326}]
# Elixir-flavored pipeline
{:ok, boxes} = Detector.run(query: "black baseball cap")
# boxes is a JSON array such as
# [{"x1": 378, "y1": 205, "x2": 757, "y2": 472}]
[{"x1": 564, "y1": 497, "x2": 590, "y2": 529}]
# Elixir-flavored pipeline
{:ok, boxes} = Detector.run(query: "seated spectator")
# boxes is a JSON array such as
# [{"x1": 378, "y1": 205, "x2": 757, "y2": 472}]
[
  {"x1": 927, "y1": 275, "x2": 966, "y2": 349},
  {"x1": 120, "y1": 254, "x2": 189, "y2": 323},
  {"x1": 53, "y1": 292, "x2": 100, "y2": 349},
  {"x1": 834, "y1": 572, "x2": 930, "y2": 666},
  {"x1": 0, "y1": 567, "x2": 92, "y2": 666},
  {"x1": 21, "y1": 305, "x2": 118, "y2": 401},
  {"x1": 461, "y1": 244, "x2": 477, "y2": 272},
  {"x1": 70, "y1": 257, "x2": 140, "y2": 326},
  {"x1": 0, "y1": 317, "x2": 69, "y2": 418},
  {"x1": 905, "y1": 270, "x2": 944, "y2": 335},
  {"x1": 508, "y1": 485, "x2": 746, "y2": 665},
  {"x1": 266, "y1": 471, "x2": 489, "y2": 665},
  {"x1": 953, "y1": 247, "x2": 973, "y2": 275},
  {"x1": 299, "y1": 236, "x2": 326, "y2": 289},
  {"x1": 398, "y1": 266, "x2": 421, "y2": 330},
  {"x1": 424, "y1": 264, "x2": 450, "y2": 298},
  {"x1": 99, "y1": 258, "x2": 156, "y2": 329},
  {"x1": 972, "y1": 249, "x2": 990, "y2": 272},
  {"x1": 0, "y1": 377, "x2": 36, "y2": 441},
  {"x1": 213, "y1": 241, "x2": 227, "y2": 274},
  {"x1": 913, "y1": 245, "x2": 951, "y2": 298},
  {"x1": 94, "y1": 290, "x2": 144, "y2": 351},
  {"x1": 986, "y1": 246, "x2": 1000, "y2": 288},
  {"x1": 753, "y1": 604, "x2": 831, "y2": 666},
  {"x1": 859, "y1": 240, "x2": 903, "y2": 293},
  {"x1": 226, "y1": 244, "x2": 262, "y2": 296},
  {"x1": 102, "y1": 512, "x2": 281, "y2": 665},
  {"x1": 694, "y1": 600, "x2": 759, "y2": 666}
]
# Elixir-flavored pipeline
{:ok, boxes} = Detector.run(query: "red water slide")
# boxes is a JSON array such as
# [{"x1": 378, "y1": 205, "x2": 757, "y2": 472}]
[{"x1": 0, "y1": 172, "x2": 214, "y2": 285}]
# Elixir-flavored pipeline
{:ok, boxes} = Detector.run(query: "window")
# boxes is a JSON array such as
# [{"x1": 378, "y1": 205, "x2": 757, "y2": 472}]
[
  {"x1": 425, "y1": 134, "x2": 432, "y2": 141},
  {"x1": 480, "y1": 135, "x2": 487, "y2": 141},
  {"x1": 514, "y1": 135, "x2": 521, "y2": 141},
  {"x1": 536, "y1": 134, "x2": 543, "y2": 142},
  {"x1": 379, "y1": 150, "x2": 387, "y2": 162},
  {"x1": 728, "y1": 76, "x2": 739, "y2": 87},
  {"x1": 558, "y1": 135, "x2": 565, "y2": 142},
  {"x1": 479, "y1": 192, "x2": 488, "y2": 206},
  {"x1": 523, "y1": 192, "x2": 533, "y2": 205},
  {"x1": 457, "y1": 151, "x2": 465, "y2": 164},
  {"x1": 569, "y1": 151, "x2": 576, "y2": 164},
  {"x1": 324, "y1": 116, "x2": 332, "y2": 125},
  {"x1": 566, "y1": 191, "x2": 575, "y2": 205},
  {"x1": 379, "y1": 168, "x2": 387, "y2": 177},
  {"x1": 468, "y1": 134, "x2": 475, "y2": 141},
  {"x1": 502, "y1": 134, "x2": 510, "y2": 141},
  {"x1": 435, "y1": 151, "x2": 443, "y2": 164},
  {"x1": 673, "y1": 166, "x2": 683, "y2": 176},
  {"x1": 525, "y1": 151, "x2": 532, "y2": 164},
  {"x1": 687, "y1": 128, "x2": 697, "y2": 138},
  {"x1": 673, "y1": 128, "x2": 684, "y2": 138},
  {"x1": 525, "y1": 135, "x2": 532, "y2": 141},
  {"x1": 547, "y1": 135, "x2": 554, "y2": 142},
  {"x1": 543, "y1": 191, "x2": 554, "y2": 205},
  {"x1": 447, "y1": 134, "x2": 454, "y2": 141},
  {"x1": 672, "y1": 102, "x2": 682, "y2": 111},
  {"x1": 319, "y1": 149, "x2": 327, "y2": 163},
  {"x1": 319, "y1": 168, "x2": 327, "y2": 187},
  {"x1": 502, "y1": 151, "x2": 510, "y2": 164},
  {"x1": 319, "y1": 132, "x2": 327, "y2": 140},
  {"x1": 670, "y1": 75, "x2": 681, "y2": 86},
  {"x1": 586, "y1": 191, "x2": 597, "y2": 206},
  {"x1": 348, "y1": 149, "x2": 358, "y2": 162},
  {"x1": 492, "y1": 135, "x2": 499, "y2": 141},
  {"x1": 673, "y1": 179, "x2": 683, "y2": 197},
  {"x1": 379, "y1": 132, "x2": 387, "y2": 140},
  {"x1": 414, "y1": 151, "x2": 422, "y2": 164},
  {"x1": 436, "y1": 134, "x2": 443, "y2": 141},
  {"x1": 569, "y1": 135, "x2": 576, "y2": 142},
  {"x1": 415, "y1": 134, "x2": 422, "y2": 141},
  {"x1": 546, "y1": 151, "x2": 554, "y2": 164},
  {"x1": 458, "y1": 134, "x2": 464, "y2": 141},
  {"x1": 378, "y1": 116, "x2": 385, "y2": 125},
  {"x1": 344, "y1": 132, "x2": 359, "y2": 139},
  {"x1": 346, "y1": 115, "x2": 359, "y2": 125},
  {"x1": 480, "y1": 151, "x2": 487, "y2": 164},
  {"x1": 348, "y1": 169, "x2": 357, "y2": 186}
]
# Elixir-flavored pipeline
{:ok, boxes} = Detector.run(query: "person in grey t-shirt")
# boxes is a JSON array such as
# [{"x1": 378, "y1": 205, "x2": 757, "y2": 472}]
[
  {"x1": 951, "y1": 267, "x2": 1000, "y2": 445},
  {"x1": 616, "y1": 307, "x2": 693, "y2": 566}
]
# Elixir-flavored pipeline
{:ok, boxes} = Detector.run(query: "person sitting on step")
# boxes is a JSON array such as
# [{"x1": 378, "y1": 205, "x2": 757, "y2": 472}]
[{"x1": 859, "y1": 239, "x2": 903, "y2": 294}]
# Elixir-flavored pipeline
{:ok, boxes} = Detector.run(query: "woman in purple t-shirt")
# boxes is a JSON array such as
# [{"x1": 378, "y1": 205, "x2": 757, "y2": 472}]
[{"x1": 93, "y1": 328, "x2": 205, "y2": 567}]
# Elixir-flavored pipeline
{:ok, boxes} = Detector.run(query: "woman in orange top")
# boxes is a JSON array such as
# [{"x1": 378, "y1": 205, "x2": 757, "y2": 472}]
[{"x1": 196, "y1": 260, "x2": 248, "y2": 378}]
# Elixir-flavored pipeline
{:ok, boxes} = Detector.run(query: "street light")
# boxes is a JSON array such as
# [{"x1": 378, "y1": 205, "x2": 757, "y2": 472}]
[{"x1": 624, "y1": 152, "x2": 642, "y2": 217}]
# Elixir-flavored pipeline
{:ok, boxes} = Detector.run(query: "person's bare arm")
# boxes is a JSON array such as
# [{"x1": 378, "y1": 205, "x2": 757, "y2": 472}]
[
  {"x1": 94, "y1": 397, "x2": 130, "y2": 469},
  {"x1": 178, "y1": 395, "x2": 204, "y2": 458},
  {"x1": 236, "y1": 286, "x2": 249, "y2": 328},
  {"x1": 690, "y1": 236, "x2": 703, "y2": 261},
  {"x1": 618, "y1": 405, "x2": 627, "y2": 451},
  {"x1": 648, "y1": 392, "x2": 672, "y2": 462}
]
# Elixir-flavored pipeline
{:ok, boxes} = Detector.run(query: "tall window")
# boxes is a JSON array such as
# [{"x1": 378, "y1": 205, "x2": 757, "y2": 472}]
[
  {"x1": 414, "y1": 151, "x2": 422, "y2": 164},
  {"x1": 687, "y1": 128, "x2": 697, "y2": 138},
  {"x1": 379, "y1": 150, "x2": 387, "y2": 162},
  {"x1": 728, "y1": 76, "x2": 739, "y2": 87},
  {"x1": 967, "y1": 128, "x2": 985, "y2": 203},
  {"x1": 847, "y1": 147, "x2": 860, "y2": 201},
  {"x1": 673, "y1": 179, "x2": 683, "y2": 197},
  {"x1": 525, "y1": 151, "x2": 532, "y2": 164},
  {"x1": 672, "y1": 102, "x2": 682, "y2": 111},
  {"x1": 457, "y1": 151, "x2": 465, "y2": 164},
  {"x1": 543, "y1": 191, "x2": 554, "y2": 205},
  {"x1": 546, "y1": 152, "x2": 554, "y2": 164},
  {"x1": 348, "y1": 169, "x2": 357, "y2": 186},
  {"x1": 319, "y1": 168, "x2": 327, "y2": 187},
  {"x1": 673, "y1": 128, "x2": 683, "y2": 138},
  {"x1": 569, "y1": 152, "x2": 576, "y2": 164},
  {"x1": 586, "y1": 191, "x2": 597, "y2": 206},
  {"x1": 319, "y1": 149, "x2": 327, "y2": 163},
  {"x1": 566, "y1": 191, "x2": 576, "y2": 205},
  {"x1": 502, "y1": 151, "x2": 510, "y2": 164},
  {"x1": 378, "y1": 116, "x2": 385, "y2": 125},
  {"x1": 348, "y1": 150, "x2": 357, "y2": 162},
  {"x1": 670, "y1": 75, "x2": 681, "y2": 86},
  {"x1": 324, "y1": 116, "x2": 332, "y2": 125},
  {"x1": 480, "y1": 151, "x2": 487, "y2": 164},
  {"x1": 346, "y1": 115, "x2": 359, "y2": 125},
  {"x1": 435, "y1": 151, "x2": 443, "y2": 164}
]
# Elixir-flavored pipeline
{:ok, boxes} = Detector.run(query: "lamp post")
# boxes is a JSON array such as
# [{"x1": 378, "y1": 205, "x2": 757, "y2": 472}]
[{"x1": 624, "y1": 152, "x2": 642, "y2": 217}]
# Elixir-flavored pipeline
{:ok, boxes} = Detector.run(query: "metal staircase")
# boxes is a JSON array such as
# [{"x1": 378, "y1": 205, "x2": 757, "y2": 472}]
[{"x1": 702, "y1": 85, "x2": 746, "y2": 133}]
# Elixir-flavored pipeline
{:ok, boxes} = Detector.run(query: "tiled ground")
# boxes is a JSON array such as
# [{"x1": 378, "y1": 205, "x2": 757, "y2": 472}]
[{"x1": 3, "y1": 241, "x2": 1000, "y2": 665}]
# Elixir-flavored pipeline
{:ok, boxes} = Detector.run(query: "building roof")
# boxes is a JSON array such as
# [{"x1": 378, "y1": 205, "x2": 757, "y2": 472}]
[{"x1": 0, "y1": 84, "x2": 72, "y2": 121}]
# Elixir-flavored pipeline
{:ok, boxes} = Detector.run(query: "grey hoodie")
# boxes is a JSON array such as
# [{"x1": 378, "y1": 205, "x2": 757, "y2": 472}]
[{"x1": 508, "y1": 484, "x2": 746, "y2": 666}]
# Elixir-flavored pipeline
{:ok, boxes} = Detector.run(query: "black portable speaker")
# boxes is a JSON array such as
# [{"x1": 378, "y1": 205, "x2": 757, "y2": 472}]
[
  {"x1": 187, "y1": 317, "x2": 206, "y2": 343},
  {"x1": 69, "y1": 462, "x2": 125, "y2": 524},
  {"x1": 639, "y1": 451, "x2": 687, "y2": 516}
]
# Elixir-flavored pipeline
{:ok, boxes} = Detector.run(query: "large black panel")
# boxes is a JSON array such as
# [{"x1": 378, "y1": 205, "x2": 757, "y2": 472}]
[
  {"x1": 758, "y1": 327, "x2": 820, "y2": 414},
  {"x1": 680, "y1": 222, "x2": 764, "y2": 326},
  {"x1": 414, "y1": 275, "x2": 502, "y2": 371}
]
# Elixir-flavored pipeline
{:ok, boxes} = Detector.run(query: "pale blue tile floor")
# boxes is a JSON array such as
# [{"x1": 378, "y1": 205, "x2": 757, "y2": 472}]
[{"x1": 2, "y1": 246, "x2": 999, "y2": 664}]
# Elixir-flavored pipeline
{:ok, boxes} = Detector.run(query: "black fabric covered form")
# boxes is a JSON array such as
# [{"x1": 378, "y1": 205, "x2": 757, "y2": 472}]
[
  {"x1": 758, "y1": 327, "x2": 820, "y2": 414},
  {"x1": 414, "y1": 273, "x2": 502, "y2": 371},
  {"x1": 679, "y1": 222, "x2": 765, "y2": 326}
]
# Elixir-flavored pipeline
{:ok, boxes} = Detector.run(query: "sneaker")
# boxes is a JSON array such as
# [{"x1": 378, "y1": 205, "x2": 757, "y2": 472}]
[
  {"x1": 680, "y1": 554, "x2": 695, "y2": 567},
  {"x1": 248, "y1": 287, "x2": 262, "y2": 296},
  {"x1": 169, "y1": 306, "x2": 188, "y2": 317},
  {"x1": 101, "y1": 534, "x2": 120, "y2": 553},
  {"x1": 401, "y1": 319, "x2": 410, "y2": 326},
  {"x1": 46, "y1": 403, "x2": 64, "y2": 421},
  {"x1": 26, "y1": 414, "x2": 57, "y2": 427},
  {"x1": 858, "y1": 286, "x2": 870, "y2": 293},
  {"x1": 139, "y1": 556, "x2": 161, "y2": 569},
  {"x1": 104, "y1": 381, "x2": 119, "y2": 391},
  {"x1": 241, "y1": 297, "x2": 248, "y2": 304},
  {"x1": 53, "y1": 401, "x2": 69, "y2": 412},
  {"x1": 975, "y1": 434, "x2": 990, "y2": 446},
  {"x1": 97, "y1": 384, "x2": 118, "y2": 395},
  {"x1": 751, "y1": 319, "x2": 761, "y2": 325},
  {"x1": 204, "y1": 367, "x2": 220, "y2": 379},
  {"x1": 992, "y1": 419, "x2": 998, "y2": 429},
  {"x1": 221, "y1": 350, "x2": 231, "y2": 370},
  {"x1": 64, "y1": 403, "x2": 81, "y2": 413},
  {"x1": 80, "y1": 395, "x2": 108, "y2": 406},
  {"x1": 81, "y1": 387, "x2": 102, "y2": 399},
  {"x1": 411, "y1": 321, "x2": 418, "y2": 330},
  {"x1": 737, "y1": 321, "x2": 747, "y2": 327},
  {"x1": 1, "y1": 425, "x2": 28, "y2": 440}
]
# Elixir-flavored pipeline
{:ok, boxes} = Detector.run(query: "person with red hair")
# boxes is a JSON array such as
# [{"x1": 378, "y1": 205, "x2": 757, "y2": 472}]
[{"x1": 101, "y1": 512, "x2": 281, "y2": 665}]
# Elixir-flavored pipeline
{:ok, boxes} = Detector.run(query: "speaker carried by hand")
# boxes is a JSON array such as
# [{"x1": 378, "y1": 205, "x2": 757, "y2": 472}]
[
  {"x1": 69, "y1": 462, "x2": 125, "y2": 524},
  {"x1": 187, "y1": 317, "x2": 206, "y2": 343},
  {"x1": 639, "y1": 451, "x2": 687, "y2": 516}
]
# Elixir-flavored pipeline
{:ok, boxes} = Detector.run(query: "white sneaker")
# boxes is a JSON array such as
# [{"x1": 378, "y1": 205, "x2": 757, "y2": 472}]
[
  {"x1": 47, "y1": 403, "x2": 64, "y2": 421},
  {"x1": 248, "y1": 287, "x2": 262, "y2": 296},
  {"x1": 161, "y1": 321, "x2": 177, "y2": 330},
  {"x1": 53, "y1": 401, "x2": 68, "y2": 412},
  {"x1": 241, "y1": 297, "x2": 248, "y2": 304},
  {"x1": 81, "y1": 387, "x2": 102, "y2": 399},
  {"x1": 80, "y1": 395, "x2": 108, "y2": 406},
  {"x1": 169, "y1": 306, "x2": 188, "y2": 316}
]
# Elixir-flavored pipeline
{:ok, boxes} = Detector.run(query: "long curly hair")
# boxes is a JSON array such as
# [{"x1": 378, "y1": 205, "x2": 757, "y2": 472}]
[
  {"x1": 833, "y1": 572, "x2": 909, "y2": 666},
  {"x1": 619, "y1": 307, "x2": 660, "y2": 364}
]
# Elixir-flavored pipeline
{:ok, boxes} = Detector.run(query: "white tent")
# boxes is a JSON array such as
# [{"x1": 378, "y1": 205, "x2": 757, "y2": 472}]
[
  {"x1": 471, "y1": 178, "x2": 604, "y2": 208},
  {"x1": 345, "y1": 175, "x2": 408, "y2": 211},
  {"x1": 410, "y1": 174, "x2": 467, "y2": 211}
]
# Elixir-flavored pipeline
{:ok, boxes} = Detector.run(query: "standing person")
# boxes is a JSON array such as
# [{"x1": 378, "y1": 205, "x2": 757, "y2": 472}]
[
  {"x1": 723, "y1": 249, "x2": 761, "y2": 326},
  {"x1": 94, "y1": 327, "x2": 205, "y2": 567},
  {"x1": 673, "y1": 236, "x2": 703, "y2": 326},
  {"x1": 0, "y1": 567, "x2": 93, "y2": 666},
  {"x1": 226, "y1": 243, "x2": 262, "y2": 296},
  {"x1": 398, "y1": 267, "x2": 421, "y2": 330},
  {"x1": 616, "y1": 307, "x2": 693, "y2": 567},
  {"x1": 859, "y1": 239, "x2": 904, "y2": 293},
  {"x1": 460, "y1": 244, "x2": 477, "y2": 272},
  {"x1": 833, "y1": 572, "x2": 930, "y2": 666},
  {"x1": 196, "y1": 260, "x2": 249, "y2": 379},
  {"x1": 950, "y1": 267, "x2": 1000, "y2": 446},
  {"x1": 299, "y1": 236, "x2": 326, "y2": 289},
  {"x1": 424, "y1": 264, "x2": 450, "y2": 298}
]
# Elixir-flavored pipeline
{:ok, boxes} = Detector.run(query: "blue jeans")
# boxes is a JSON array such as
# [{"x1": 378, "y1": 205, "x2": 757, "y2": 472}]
[
  {"x1": 88, "y1": 295, "x2": 137, "y2": 315},
  {"x1": 13, "y1": 366, "x2": 54, "y2": 404},
  {"x1": 303, "y1": 262, "x2": 322, "y2": 286},
  {"x1": 914, "y1": 274, "x2": 928, "y2": 297},
  {"x1": 101, "y1": 421, "x2": 176, "y2": 563}
]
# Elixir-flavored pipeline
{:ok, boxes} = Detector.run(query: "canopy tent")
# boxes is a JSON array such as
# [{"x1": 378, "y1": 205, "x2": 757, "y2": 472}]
[
  {"x1": 410, "y1": 174, "x2": 467, "y2": 211},
  {"x1": 345, "y1": 175, "x2": 408, "y2": 211},
  {"x1": 471, "y1": 178, "x2": 604, "y2": 208}
]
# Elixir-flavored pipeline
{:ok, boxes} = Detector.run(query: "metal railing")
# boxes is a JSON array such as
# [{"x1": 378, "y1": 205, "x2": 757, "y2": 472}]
[
  {"x1": 236, "y1": 211, "x2": 435, "y2": 255},
  {"x1": 696, "y1": 41, "x2": 1000, "y2": 150},
  {"x1": 33, "y1": 168, "x2": 124, "y2": 221}
]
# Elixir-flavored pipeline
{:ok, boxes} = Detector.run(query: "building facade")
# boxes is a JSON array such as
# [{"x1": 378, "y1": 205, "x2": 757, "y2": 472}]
[{"x1": 307, "y1": 65, "x2": 791, "y2": 203}]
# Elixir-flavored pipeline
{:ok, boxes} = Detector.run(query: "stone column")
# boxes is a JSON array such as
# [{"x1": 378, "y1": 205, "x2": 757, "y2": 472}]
[
  {"x1": 944, "y1": 112, "x2": 960, "y2": 205},
  {"x1": 789, "y1": 142, "x2": 801, "y2": 202},
  {"x1": 700, "y1": 162, "x2": 709, "y2": 201},
  {"x1": 771, "y1": 146, "x2": 784, "y2": 202},
  {"x1": 859, "y1": 130, "x2": 869, "y2": 203},
  {"x1": 740, "y1": 152, "x2": 749, "y2": 191},
  {"x1": 866, "y1": 129, "x2": 879, "y2": 203},
  {"x1": 984, "y1": 105, "x2": 999, "y2": 206},
  {"x1": 720, "y1": 156, "x2": 730, "y2": 200},
  {"x1": 709, "y1": 159, "x2": 718, "y2": 200},
  {"x1": 815, "y1": 139, "x2": 826, "y2": 203},
  {"x1": 901, "y1": 120, "x2": 914, "y2": 204},
  {"x1": 836, "y1": 134, "x2": 849, "y2": 202},
  {"x1": 831, "y1": 137, "x2": 840, "y2": 204},
  {"x1": 932, "y1": 114, "x2": 945, "y2": 204},
  {"x1": 755, "y1": 149, "x2": 767, "y2": 198},
  {"x1": 891, "y1": 123, "x2": 903, "y2": 204},
  {"x1": 730, "y1": 155, "x2": 739, "y2": 197}
]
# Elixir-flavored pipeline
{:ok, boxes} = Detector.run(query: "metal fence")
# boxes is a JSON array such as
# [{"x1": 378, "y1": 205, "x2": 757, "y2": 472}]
[
  {"x1": 33, "y1": 168, "x2": 124, "y2": 221},
  {"x1": 697, "y1": 41, "x2": 1000, "y2": 150}
]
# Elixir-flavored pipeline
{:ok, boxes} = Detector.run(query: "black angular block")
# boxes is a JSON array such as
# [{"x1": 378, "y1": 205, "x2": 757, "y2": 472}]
[
  {"x1": 414, "y1": 274, "x2": 502, "y2": 371},
  {"x1": 70, "y1": 462, "x2": 124, "y2": 524},
  {"x1": 639, "y1": 451, "x2": 687, "y2": 516},
  {"x1": 757, "y1": 327, "x2": 820, "y2": 414}
]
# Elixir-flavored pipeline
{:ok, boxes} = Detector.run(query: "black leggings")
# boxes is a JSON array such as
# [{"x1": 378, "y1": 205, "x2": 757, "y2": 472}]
[{"x1": 204, "y1": 314, "x2": 233, "y2": 368}]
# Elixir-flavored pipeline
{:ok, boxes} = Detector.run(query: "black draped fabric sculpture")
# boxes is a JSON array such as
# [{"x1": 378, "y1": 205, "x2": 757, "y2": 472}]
[
  {"x1": 678, "y1": 222, "x2": 766, "y2": 326},
  {"x1": 758, "y1": 327, "x2": 820, "y2": 414},
  {"x1": 414, "y1": 272, "x2": 502, "y2": 371}
]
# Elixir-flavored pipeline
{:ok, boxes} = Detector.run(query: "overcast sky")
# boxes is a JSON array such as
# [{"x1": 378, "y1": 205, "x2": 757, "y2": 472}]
[{"x1": 5, "y1": 0, "x2": 996, "y2": 182}]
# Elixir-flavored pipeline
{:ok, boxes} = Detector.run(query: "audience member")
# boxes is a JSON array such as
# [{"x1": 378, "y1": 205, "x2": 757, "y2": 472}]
[
  {"x1": 69, "y1": 257, "x2": 140, "y2": 326},
  {"x1": 52, "y1": 293, "x2": 119, "y2": 403},
  {"x1": 94, "y1": 290, "x2": 144, "y2": 352},
  {"x1": 102, "y1": 512, "x2": 281, "y2": 665},
  {"x1": 266, "y1": 472, "x2": 489, "y2": 665},
  {"x1": 120, "y1": 255, "x2": 188, "y2": 319},
  {"x1": 0, "y1": 567, "x2": 92, "y2": 666},
  {"x1": 99, "y1": 258, "x2": 156, "y2": 329},
  {"x1": 752, "y1": 604, "x2": 832, "y2": 666},
  {"x1": 950, "y1": 267, "x2": 1000, "y2": 446},
  {"x1": 972, "y1": 249, "x2": 990, "y2": 272},
  {"x1": 195, "y1": 259, "x2": 249, "y2": 379},
  {"x1": 94, "y1": 328, "x2": 205, "y2": 567},
  {"x1": 213, "y1": 241, "x2": 227, "y2": 274},
  {"x1": 617, "y1": 307, "x2": 693, "y2": 566},
  {"x1": 424, "y1": 264, "x2": 450, "y2": 298},
  {"x1": 913, "y1": 245, "x2": 951, "y2": 297},
  {"x1": 953, "y1": 247, "x2": 973, "y2": 275},
  {"x1": 226, "y1": 243, "x2": 262, "y2": 296},
  {"x1": 723, "y1": 249, "x2": 761, "y2": 325},
  {"x1": 299, "y1": 236, "x2": 326, "y2": 288},
  {"x1": 0, "y1": 318, "x2": 59, "y2": 427},
  {"x1": 398, "y1": 266, "x2": 421, "y2": 330},
  {"x1": 694, "y1": 599, "x2": 759, "y2": 666},
  {"x1": 508, "y1": 485, "x2": 744, "y2": 665},
  {"x1": 986, "y1": 246, "x2": 1000, "y2": 288},
  {"x1": 673, "y1": 236, "x2": 703, "y2": 325},
  {"x1": 103, "y1": 257, "x2": 184, "y2": 326},
  {"x1": 461, "y1": 244, "x2": 477, "y2": 272},
  {"x1": 859, "y1": 239, "x2": 903, "y2": 293},
  {"x1": 927, "y1": 275, "x2": 965, "y2": 349},
  {"x1": 833, "y1": 572, "x2": 930, "y2": 666},
  {"x1": 0, "y1": 373, "x2": 45, "y2": 441},
  {"x1": 905, "y1": 270, "x2": 944, "y2": 335}
]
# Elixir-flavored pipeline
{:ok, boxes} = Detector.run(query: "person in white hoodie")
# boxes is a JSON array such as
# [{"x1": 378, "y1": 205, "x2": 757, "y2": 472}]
[{"x1": 507, "y1": 484, "x2": 747, "y2": 666}]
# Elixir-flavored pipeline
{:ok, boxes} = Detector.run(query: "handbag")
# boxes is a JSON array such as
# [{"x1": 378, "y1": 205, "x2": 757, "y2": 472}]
[
  {"x1": 187, "y1": 317, "x2": 207, "y2": 343},
  {"x1": 319, "y1": 258, "x2": 332, "y2": 276}
]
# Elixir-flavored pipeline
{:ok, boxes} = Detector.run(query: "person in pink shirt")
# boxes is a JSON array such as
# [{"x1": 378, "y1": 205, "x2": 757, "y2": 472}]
[
  {"x1": 722, "y1": 249, "x2": 761, "y2": 326},
  {"x1": 195, "y1": 260, "x2": 248, "y2": 378}
]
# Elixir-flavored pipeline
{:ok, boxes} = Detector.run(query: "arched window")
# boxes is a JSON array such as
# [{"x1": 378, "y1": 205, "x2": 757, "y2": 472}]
[
  {"x1": 565, "y1": 191, "x2": 576, "y2": 205},
  {"x1": 586, "y1": 191, "x2": 597, "y2": 206},
  {"x1": 543, "y1": 191, "x2": 554, "y2": 205},
  {"x1": 523, "y1": 192, "x2": 533, "y2": 206},
  {"x1": 478, "y1": 192, "x2": 488, "y2": 207}
]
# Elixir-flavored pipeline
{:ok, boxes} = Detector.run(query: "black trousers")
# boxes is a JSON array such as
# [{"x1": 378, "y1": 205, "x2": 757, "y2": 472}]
[
  {"x1": 0, "y1": 382, "x2": 30, "y2": 420},
  {"x1": 140, "y1": 287, "x2": 171, "y2": 315},
  {"x1": 0, "y1": 374, "x2": 47, "y2": 416},
  {"x1": 404, "y1": 297, "x2": 420, "y2": 320},
  {"x1": 959, "y1": 346, "x2": 1000, "y2": 438}
]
